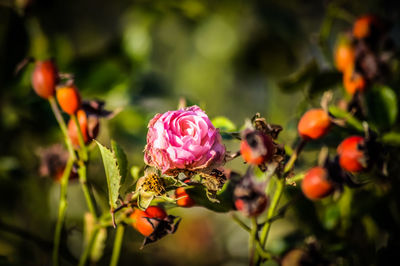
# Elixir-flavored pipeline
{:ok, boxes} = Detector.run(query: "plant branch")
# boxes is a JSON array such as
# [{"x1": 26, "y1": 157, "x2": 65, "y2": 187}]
[
  {"x1": 52, "y1": 157, "x2": 74, "y2": 266},
  {"x1": 231, "y1": 213, "x2": 251, "y2": 233},
  {"x1": 72, "y1": 113, "x2": 88, "y2": 162},
  {"x1": 78, "y1": 163, "x2": 97, "y2": 219},
  {"x1": 249, "y1": 217, "x2": 258, "y2": 266},
  {"x1": 259, "y1": 178, "x2": 285, "y2": 248},
  {"x1": 110, "y1": 224, "x2": 125, "y2": 266},
  {"x1": 284, "y1": 139, "x2": 306, "y2": 173},
  {"x1": 48, "y1": 96, "x2": 76, "y2": 160},
  {"x1": 78, "y1": 226, "x2": 100, "y2": 266}
]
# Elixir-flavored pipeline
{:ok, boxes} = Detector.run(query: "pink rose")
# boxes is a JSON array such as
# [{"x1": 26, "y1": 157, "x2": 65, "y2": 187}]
[{"x1": 144, "y1": 106, "x2": 226, "y2": 174}]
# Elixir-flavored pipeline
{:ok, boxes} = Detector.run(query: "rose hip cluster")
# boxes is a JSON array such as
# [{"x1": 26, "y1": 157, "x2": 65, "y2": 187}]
[
  {"x1": 294, "y1": 14, "x2": 395, "y2": 201},
  {"x1": 297, "y1": 107, "x2": 372, "y2": 200},
  {"x1": 31, "y1": 59, "x2": 112, "y2": 179},
  {"x1": 334, "y1": 15, "x2": 393, "y2": 95}
]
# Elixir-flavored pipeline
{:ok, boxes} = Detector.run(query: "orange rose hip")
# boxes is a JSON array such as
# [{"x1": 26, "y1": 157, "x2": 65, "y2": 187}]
[
  {"x1": 298, "y1": 109, "x2": 331, "y2": 140},
  {"x1": 56, "y1": 85, "x2": 81, "y2": 115}
]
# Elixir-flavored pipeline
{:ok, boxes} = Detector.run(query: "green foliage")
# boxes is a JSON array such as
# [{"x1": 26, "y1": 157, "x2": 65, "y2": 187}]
[
  {"x1": 186, "y1": 180, "x2": 235, "y2": 212},
  {"x1": 96, "y1": 140, "x2": 127, "y2": 210},
  {"x1": 366, "y1": 85, "x2": 398, "y2": 131},
  {"x1": 111, "y1": 140, "x2": 128, "y2": 184},
  {"x1": 211, "y1": 116, "x2": 236, "y2": 132}
]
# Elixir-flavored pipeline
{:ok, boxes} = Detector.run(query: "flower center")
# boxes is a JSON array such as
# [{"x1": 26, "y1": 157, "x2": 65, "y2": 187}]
[{"x1": 180, "y1": 120, "x2": 196, "y2": 137}]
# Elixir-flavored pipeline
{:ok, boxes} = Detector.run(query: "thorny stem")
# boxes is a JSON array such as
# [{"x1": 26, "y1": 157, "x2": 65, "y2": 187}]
[
  {"x1": 110, "y1": 225, "x2": 125, "y2": 266},
  {"x1": 52, "y1": 157, "x2": 74, "y2": 266},
  {"x1": 72, "y1": 113, "x2": 98, "y2": 221},
  {"x1": 78, "y1": 163, "x2": 97, "y2": 219},
  {"x1": 249, "y1": 218, "x2": 258, "y2": 266},
  {"x1": 78, "y1": 226, "x2": 100, "y2": 266},
  {"x1": 48, "y1": 97, "x2": 76, "y2": 160},
  {"x1": 49, "y1": 96, "x2": 79, "y2": 266}
]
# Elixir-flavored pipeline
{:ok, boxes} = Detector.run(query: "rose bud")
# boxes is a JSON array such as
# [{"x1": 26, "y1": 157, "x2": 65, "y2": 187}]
[
  {"x1": 144, "y1": 106, "x2": 225, "y2": 175},
  {"x1": 240, "y1": 129, "x2": 275, "y2": 166}
]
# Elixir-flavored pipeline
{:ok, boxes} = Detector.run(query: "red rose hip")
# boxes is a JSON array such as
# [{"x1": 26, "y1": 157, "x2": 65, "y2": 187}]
[
  {"x1": 131, "y1": 206, "x2": 167, "y2": 237},
  {"x1": 337, "y1": 136, "x2": 367, "y2": 172},
  {"x1": 353, "y1": 15, "x2": 379, "y2": 39},
  {"x1": 31, "y1": 60, "x2": 58, "y2": 99},
  {"x1": 240, "y1": 130, "x2": 275, "y2": 165},
  {"x1": 301, "y1": 167, "x2": 334, "y2": 200},
  {"x1": 298, "y1": 109, "x2": 331, "y2": 140},
  {"x1": 175, "y1": 187, "x2": 195, "y2": 208}
]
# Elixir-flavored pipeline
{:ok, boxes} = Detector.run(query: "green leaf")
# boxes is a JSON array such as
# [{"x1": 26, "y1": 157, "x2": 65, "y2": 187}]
[
  {"x1": 211, "y1": 116, "x2": 236, "y2": 132},
  {"x1": 186, "y1": 180, "x2": 235, "y2": 212},
  {"x1": 328, "y1": 105, "x2": 364, "y2": 132},
  {"x1": 382, "y1": 132, "x2": 400, "y2": 146},
  {"x1": 111, "y1": 140, "x2": 127, "y2": 184},
  {"x1": 96, "y1": 141, "x2": 123, "y2": 209},
  {"x1": 323, "y1": 204, "x2": 340, "y2": 230},
  {"x1": 278, "y1": 60, "x2": 319, "y2": 93},
  {"x1": 137, "y1": 191, "x2": 154, "y2": 210},
  {"x1": 366, "y1": 85, "x2": 398, "y2": 131},
  {"x1": 161, "y1": 175, "x2": 186, "y2": 191}
]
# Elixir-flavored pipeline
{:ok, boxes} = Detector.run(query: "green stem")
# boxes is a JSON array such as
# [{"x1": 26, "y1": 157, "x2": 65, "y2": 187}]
[
  {"x1": 78, "y1": 227, "x2": 100, "y2": 266},
  {"x1": 232, "y1": 214, "x2": 272, "y2": 261},
  {"x1": 284, "y1": 139, "x2": 306, "y2": 173},
  {"x1": 48, "y1": 97, "x2": 76, "y2": 160},
  {"x1": 286, "y1": 172, "x2": 305, "y2": 184},
  {"x1": 255, "y1": 243, "x2": 272, "y2": 260},
  {"x1": 52, "y1": 157, "x2": 74, "y2": 266},
  {"x1": 259, "y1": 178, "x2": 285, "y2": 248},
  {"x1": 78, "y1": 163, "x2": 97, "y2": 219},
  {"x1": 249, "y1": 218, "x2": 258, "y2": 266},
  {"x1": 72, "y1": 114, "x2": 88, "y2": 162},
  {"x1": 231, "y1": 214, "x2": 251, "y2": 233},
  {"x1": 110, "y1": 225, "x2": 125, "y2": 266}
]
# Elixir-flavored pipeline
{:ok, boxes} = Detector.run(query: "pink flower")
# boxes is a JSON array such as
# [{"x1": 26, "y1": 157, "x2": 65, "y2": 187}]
[{"x1": 144, "y1": 106, "x2": 226, "y2": 174}]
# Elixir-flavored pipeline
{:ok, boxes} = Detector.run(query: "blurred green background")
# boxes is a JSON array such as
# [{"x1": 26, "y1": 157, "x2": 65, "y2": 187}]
[{"x1": 1, "y1": 0, "x2": 400, "y2": 265}]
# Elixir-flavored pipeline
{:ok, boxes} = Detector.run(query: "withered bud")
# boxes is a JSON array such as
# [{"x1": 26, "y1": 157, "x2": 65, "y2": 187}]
[
  {"x1": 142, "y1": 215, "x2": 181, "y2": 248},
  {"x1": 234, "y1": 170, "x2": 268, "y2": 217},
  {"x1": 36, "y1": 144, "x2": 77, "y2": 182}
]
